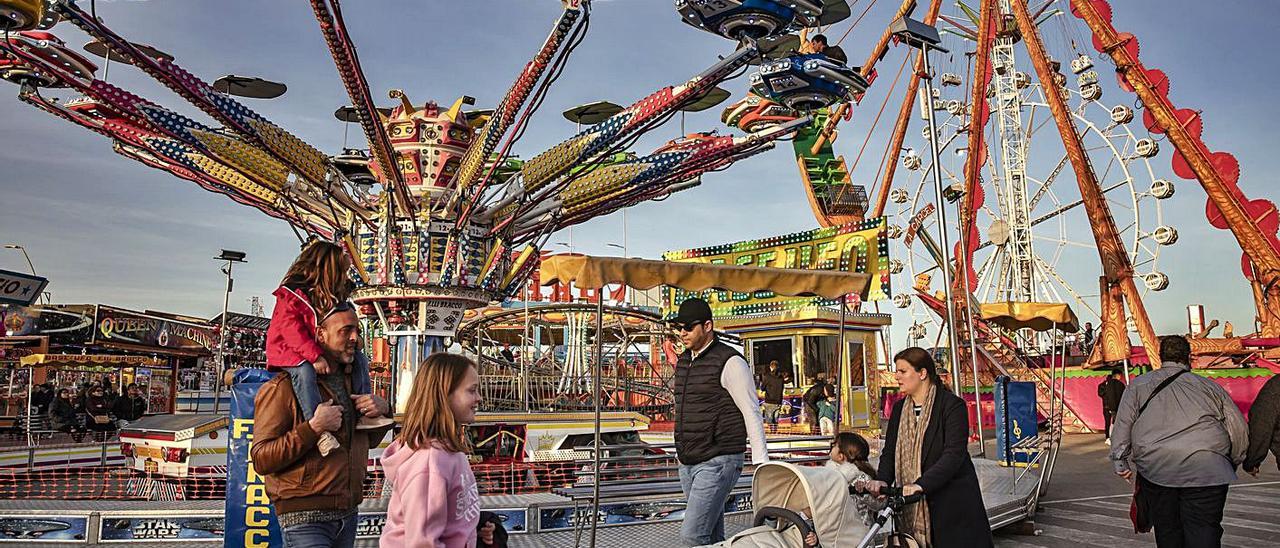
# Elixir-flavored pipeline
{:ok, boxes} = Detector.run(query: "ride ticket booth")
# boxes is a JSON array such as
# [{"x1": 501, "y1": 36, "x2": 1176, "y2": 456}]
[
  {"x1": 661, "y1": 218, "x2": 893, "y2": 431},
  {"x1": 719, "y1": 307, "x2": 891, "y2": 429}
]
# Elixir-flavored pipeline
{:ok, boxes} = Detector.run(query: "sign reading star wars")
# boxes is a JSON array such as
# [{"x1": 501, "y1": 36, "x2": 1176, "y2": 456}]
[
  {"x1": 98, "y1": 516, "x2": 224, "y2": 541},
  {"x1": 663, "y1": 218, "x2": 890, "y2": 318}
]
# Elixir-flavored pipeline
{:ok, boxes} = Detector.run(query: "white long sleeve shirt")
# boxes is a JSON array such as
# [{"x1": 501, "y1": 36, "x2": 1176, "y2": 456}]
[{"x1": 693, "y1": 340, "x2": 771, "y2": 464}]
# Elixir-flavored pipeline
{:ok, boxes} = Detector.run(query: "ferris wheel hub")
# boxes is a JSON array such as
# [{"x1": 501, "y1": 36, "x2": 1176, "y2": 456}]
[{"x1": 988, "y1": 219, "x2": 1011, "y2": 246}]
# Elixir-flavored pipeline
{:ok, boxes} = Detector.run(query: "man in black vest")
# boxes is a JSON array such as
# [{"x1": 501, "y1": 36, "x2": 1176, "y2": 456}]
[{"x1": 670, "y1": 298, "x2": 770, "y2": 546}]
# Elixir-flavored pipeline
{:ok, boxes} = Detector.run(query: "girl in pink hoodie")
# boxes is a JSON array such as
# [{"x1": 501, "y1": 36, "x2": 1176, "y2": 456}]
[{"x1": 381, "y1": 353, "x2": 482, "y2": 548}]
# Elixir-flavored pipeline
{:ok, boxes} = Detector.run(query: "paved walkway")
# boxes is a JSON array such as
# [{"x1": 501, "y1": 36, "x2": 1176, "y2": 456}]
[{"x1": 993, "y1": 433, "x2": 1280, "y2": 547}]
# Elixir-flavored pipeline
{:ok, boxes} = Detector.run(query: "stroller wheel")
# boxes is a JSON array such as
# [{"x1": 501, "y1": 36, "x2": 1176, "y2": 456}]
[{"x1": 753, "y1": 506, "x2": 817, "y2": 545}]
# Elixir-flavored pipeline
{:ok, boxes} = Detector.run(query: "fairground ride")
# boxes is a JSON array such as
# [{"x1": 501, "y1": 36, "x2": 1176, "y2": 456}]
[
  {"x1": 0, "y1": 0, "x2": 873, "y2": 408},
  {"x1": 721, "y1": 0, "x2": 1280, "y2": 430}
]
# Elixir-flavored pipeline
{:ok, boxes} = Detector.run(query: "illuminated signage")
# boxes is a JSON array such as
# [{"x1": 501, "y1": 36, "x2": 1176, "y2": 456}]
[{"x1": 663, "y1": 218, "x2": 890, "y2": 317}]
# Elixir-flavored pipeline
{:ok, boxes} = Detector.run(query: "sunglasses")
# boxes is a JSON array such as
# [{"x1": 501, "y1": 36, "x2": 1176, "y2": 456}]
[{"x1": 673, "y1": 321, "x2": 708, "y2": 332}]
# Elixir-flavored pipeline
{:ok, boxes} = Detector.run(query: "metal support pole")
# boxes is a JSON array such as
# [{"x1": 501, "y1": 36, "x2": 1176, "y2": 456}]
[
  {"x1": 835, "y1": 295, "x2": 847, "y2": 433},
  {"x1": 920, "y1": 46, "x2": 963, "y2": 394},
  {"x1": 213, "y1": 262, "x2": 234, "y2": 413},
  {"x1": 589, "y1": 294, "x2": 605, "y2": 547}
]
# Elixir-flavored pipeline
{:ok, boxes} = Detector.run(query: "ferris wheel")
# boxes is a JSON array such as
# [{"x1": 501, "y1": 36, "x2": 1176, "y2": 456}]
[{"x1": 883, "y1": 13, "x2": 1179, "y2": 347}]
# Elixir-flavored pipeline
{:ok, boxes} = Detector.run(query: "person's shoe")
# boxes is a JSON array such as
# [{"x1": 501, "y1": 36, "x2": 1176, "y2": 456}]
[
  {"x1": 1104, "y1": 437, "x2": 1112, "y2": 446},
  {"x1": 318, "y1": 431, "x2": 341, "y2": 456},
  {"x1": 356, "y1": 416, "x2": 395, "y2": 430}
]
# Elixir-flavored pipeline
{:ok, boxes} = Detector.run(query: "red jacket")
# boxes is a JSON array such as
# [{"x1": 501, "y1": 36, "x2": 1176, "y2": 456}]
[{"x1": 266, "y1": 285, "x2": 324, "y2": 368}]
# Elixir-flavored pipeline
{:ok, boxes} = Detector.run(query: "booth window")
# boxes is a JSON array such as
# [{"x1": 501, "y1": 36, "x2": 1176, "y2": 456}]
[
  {"x1": 803, "y1": 335, "x2": 839, "y2": 383},
  {"x1": 751, "y1": 338, "x2": 795, "y2": 386}
]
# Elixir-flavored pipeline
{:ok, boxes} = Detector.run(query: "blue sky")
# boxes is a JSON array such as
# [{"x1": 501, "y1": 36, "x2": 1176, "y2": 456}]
[{"x1": 2, "y1": 0, "x2": 1278, "y2": 347}]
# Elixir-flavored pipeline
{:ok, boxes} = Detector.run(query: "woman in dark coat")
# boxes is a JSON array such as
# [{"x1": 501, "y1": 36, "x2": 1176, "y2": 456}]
[{"x1": 868, "y1": 347, "x2": 993, "y2": 547}]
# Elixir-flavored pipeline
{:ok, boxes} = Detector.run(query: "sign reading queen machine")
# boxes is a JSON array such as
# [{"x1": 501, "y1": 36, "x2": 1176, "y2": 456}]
[{"x1": 662, "y1": 218, "x2": 890, "y2": 317}]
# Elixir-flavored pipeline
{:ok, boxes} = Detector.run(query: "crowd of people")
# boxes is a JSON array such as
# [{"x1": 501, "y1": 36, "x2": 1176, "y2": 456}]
[
  {"x1": 241, "y1": 241, "x2": 1280, "y2": 548},
  {"x1": 29, "y1": 378, "x2": 148, "y2": 436}
]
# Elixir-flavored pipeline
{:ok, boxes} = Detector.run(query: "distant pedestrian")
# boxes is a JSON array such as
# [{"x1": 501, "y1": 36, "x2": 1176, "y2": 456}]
[
  {"x1": 1244, "y1": 373, "x2": 1280, "y2": 475},
  {"x1": 1097, "y1": 368, "x2": 1126, "y2": 445},
  {"x1": 758, "y1": 361, "x2": 786, "y2": 426},
  {"x1": 802, "y1": 373, "x2": 828, "y2": 432},
  {"x1": 48, "y1": 389, "x2": 81, "y2": 433},
  {"x1": 1082, "y1": 322, "x2": 1095, "y2": 353},
  {"x1": 817, "y1": 394, "x2": 837, "y2": 436},
  {"x1": 1110, "y1": 335, "x2": 1248, "y2": 548},
  {"x1": 500, "y1": 344, "x2": 515, "y2": 364},
  {"x1": 112, "y1": 383, "x2": 148, "y2": 429},
  {"x1": 30, "y1": 383, "x2": 54, "y2": 415},
  {"x1": 83, "y1": 386, "x2": 113, "y2": 433}
]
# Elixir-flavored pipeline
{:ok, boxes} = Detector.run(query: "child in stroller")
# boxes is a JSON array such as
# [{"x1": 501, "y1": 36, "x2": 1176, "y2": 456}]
[{"x1": 704, "y1": 433, "x2": 889, "y2": 548}]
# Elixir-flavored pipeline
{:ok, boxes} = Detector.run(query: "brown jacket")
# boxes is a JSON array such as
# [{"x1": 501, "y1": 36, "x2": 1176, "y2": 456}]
[{"x1": 250, "y1": 373, "x2": 392, "y2": 516}]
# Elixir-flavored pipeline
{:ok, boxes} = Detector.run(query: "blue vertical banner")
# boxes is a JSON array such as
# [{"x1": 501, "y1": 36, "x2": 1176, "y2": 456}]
[
  {"x1": 225, "y1": 368, "x2": 283, "y2": 547},
  {"x1": 994, "y1": 376, "x2": 1038, "y2": 466}
]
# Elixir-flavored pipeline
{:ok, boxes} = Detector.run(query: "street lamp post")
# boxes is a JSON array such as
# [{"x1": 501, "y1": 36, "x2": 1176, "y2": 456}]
[
  {"x1": 892, "y1": 17, "x2": 985, "y2": 454},
  {"x1": 212, "y1": 249, "x2": 247, "y2": 413},
  {"x1": 892, "y1": 17, "x2": 962, "y2": 393}
]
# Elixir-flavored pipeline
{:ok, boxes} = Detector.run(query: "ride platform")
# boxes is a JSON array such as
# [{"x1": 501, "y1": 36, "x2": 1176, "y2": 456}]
[{"x1": 0, "y1": 455, "x2": 1039, "y2": 546}]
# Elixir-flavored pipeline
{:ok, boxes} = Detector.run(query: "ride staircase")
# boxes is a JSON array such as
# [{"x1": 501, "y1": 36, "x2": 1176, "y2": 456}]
[
  {"x1": 917, "y1": 292, "x2": 1092, "y2": 433},
  {"x1": 792, "y1": 110, "x2": 868, "y2": 221}
]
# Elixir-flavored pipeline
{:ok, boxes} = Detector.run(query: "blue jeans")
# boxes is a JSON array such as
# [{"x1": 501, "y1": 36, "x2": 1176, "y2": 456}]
[
  {"x1": 678, "y1": 453, "x2": 744, "y2": 546},
  {"x1": 287, "y1": 351, "x2": 372, "y2": 420},
  {"x1": 282, "y1": 514, "x2": 357, "y2": 548}
]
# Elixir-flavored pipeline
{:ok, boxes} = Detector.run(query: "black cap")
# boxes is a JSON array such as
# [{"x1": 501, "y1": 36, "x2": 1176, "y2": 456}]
[{"x1": 670, "y1": 297, "x2": 713, "y2": 327}]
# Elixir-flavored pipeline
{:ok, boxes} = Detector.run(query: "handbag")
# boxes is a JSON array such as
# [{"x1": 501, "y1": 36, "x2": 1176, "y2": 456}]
[{"x1": 1128, "y1": 368, "x2": 1187, "y2": 533}]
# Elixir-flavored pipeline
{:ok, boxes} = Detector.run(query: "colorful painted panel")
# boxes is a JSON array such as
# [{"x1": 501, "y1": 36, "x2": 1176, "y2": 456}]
[
  {"x1": 0, "y1": 515, "x2": 89, "y2": 543},
  {"x1": 663, "y1": 218, "x2": 890, "y2": 317}
]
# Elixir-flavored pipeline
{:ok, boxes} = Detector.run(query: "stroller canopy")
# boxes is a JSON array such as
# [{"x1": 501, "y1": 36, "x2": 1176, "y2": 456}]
[{"x1": 752, "y1": 462, "x2": 866, "y2": 547}]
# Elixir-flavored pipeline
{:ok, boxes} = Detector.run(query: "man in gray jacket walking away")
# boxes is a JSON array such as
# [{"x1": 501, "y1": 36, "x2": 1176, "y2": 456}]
[{"x1": 1110, "y1": 335, "x2": 1248, "y2": 548}]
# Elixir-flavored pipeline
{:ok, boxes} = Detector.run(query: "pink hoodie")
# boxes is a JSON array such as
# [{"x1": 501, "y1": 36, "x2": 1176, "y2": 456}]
[{"x1": 380, "y1": 439, "x2": 480, "y2": 548}]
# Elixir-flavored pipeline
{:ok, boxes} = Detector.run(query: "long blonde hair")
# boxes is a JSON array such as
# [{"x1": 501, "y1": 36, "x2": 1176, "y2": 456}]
[
  {"x1": 398, "y1": 353, "x2": 475, "y2": 453},
  {"x1": 281, "y1": 240, "x2": 353, "y2": 313}
]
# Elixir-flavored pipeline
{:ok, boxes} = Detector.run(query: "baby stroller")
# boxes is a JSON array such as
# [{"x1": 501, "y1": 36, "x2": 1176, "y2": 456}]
[{"x1": 705, "y1": 461, "x2": 868, "y2": 548}]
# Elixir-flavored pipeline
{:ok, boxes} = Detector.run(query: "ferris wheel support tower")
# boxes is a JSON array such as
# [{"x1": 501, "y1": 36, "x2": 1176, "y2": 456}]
[{"x1": 991, "y1": 0, "x2": 1035, "y2": 303}]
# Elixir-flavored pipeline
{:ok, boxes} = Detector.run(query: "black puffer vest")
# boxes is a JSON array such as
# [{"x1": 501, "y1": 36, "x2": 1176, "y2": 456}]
[{"x1": 674, "y1": 339, "x2": 748, "y2": 465}]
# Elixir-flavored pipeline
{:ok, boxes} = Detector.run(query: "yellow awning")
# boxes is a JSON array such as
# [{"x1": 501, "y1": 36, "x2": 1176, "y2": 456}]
[
  {"x1": 539, "y1": 254, "x2": 871, "y2": 299},
  {"x1": 979, "y1": 302, "x2": 1080, "y2": 333},
  {"x1": 19, "y1": 354, "x2": 165, "y2": 368}
]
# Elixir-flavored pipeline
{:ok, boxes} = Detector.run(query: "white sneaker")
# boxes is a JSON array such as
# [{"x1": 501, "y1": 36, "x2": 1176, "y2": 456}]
[
  {"x1": 318, "y1": 431, "x2": 341, "y2": 456},
  {"x1": 1104, "y1": 438, "x2": 1112, "y2": 446},
  {"x1": 356, "y1": 416, "x2": 395, "y2": 430}
]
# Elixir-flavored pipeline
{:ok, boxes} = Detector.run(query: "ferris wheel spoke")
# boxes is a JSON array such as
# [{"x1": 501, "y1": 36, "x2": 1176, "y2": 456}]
[
  {"x1": 976, "y1": 247, "x2": 1004, "y2": 303},
  {"x1": 1026, "y1": 154, "x2": 1070, "y2": 212},
  {"x1": 1031, "y1": 256, "x2": 1068, "y2": 305},
  {"x1": 1032, "y1": 233, "x2": 1095, "y2": 250},
  {"x1": 1034, "y1": 254, "x2": 1101, "y2": 319},
  {"x1": 1106, "y1": 194, "x2": 1137, "y2": 212}
]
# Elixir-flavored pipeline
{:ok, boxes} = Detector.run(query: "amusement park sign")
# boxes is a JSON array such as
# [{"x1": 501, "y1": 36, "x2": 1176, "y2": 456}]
[
  {"x1": 94, "y1": 306, "x2": 217, "y2": 352},
  {"x1": 0, "y1": 268, "x2": 48, "y2": 306},
  {"x1": 663, "y1": 218, "x2": 890, "y2": 318}
]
